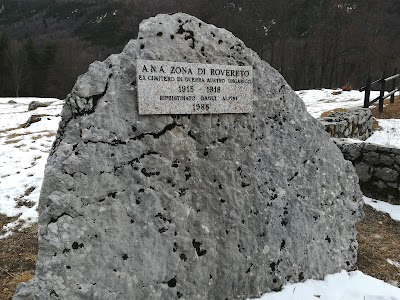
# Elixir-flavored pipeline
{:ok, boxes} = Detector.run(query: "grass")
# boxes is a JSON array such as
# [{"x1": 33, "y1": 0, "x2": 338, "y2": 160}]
[
  {"x1": 6, "y1": 130, "x2": 56, "y2": 140},
  {"x1": 31, "y1": 132, "x2": 56, "y2": 141},
  {"x1": 0, "y1": 215, "x2": 37, "y2": 300},
  {"x1": 320, "y1": 108, "x2": 349, "y2": 118},
  {"x1": 357, "y1": 205, "x2": 400, "y2": 285},
  {"x1": 4, "y1": 139, "x2": 22, "y2": 145},
  {"x1": 370, "y1": 96, "x2": 400, "y2": 119},
  {"x1": 372, "y1": 119, "x2": 383, "y2": 131}
]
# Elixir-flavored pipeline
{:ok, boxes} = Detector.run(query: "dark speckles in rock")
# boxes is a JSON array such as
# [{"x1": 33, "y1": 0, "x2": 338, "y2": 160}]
[
  {"x1": 270, "y1": 262, "x2": 277, "y2": 272},
  {"x1": 28, "y1": 12, "x2": 364, "y2": 300},
  {"x1": 72, "y1": 242, "x2": 84, "y2": 250},
  {"x1": 245, "y1": 263, "x2": 253, "y2": 273},
  {"x1": 218, "y1": 137, "x2": 228, "y2": 143},
  {"x1": 200, "y1": 46, "x2": 206, "y2": 57},
  {"x1": 157, "y1": 32, "x2": 163, "y2": 36},
  {"x1": 159, "y1": 227, "x2": 168, "y2": 233},
  {"x1": 280, "y1": 239, "x2": 286, "y2": 251},
  {"x1": 179, "y1": 253, "x2": 187, "y2": 262},
  {"x1": 141, "y1": 168, "x2": 160, "y2": 177},
  {"x1": 298, "y1": 272, "x2": 305, "y2": 281},
  {"x1": 176, "y1": 24, "x2": 196, "y2": 49},
  {"x1": 164, "y1": 277, "x2": 177, "y2": 288},
  {"x1": 192, "y1": 239, "x2": 207, "y2": 256}
]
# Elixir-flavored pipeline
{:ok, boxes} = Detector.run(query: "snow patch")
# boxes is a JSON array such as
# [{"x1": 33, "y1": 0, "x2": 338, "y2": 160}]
[
  {"x1": 0, "y1": 98, "x2": 62, "y2": 238},
  {"x1": 366, "y1": 119, "x2": 400, "y2": 148},
  {"x1": 364, "y1": 196, "x2": 400, "y2": 222},
  {"x1": 296, "y1": 89, "x2": 380, "y2": 118},
  {"x1": 251, "y1": 270, "x2": 400, "y2": 300}
]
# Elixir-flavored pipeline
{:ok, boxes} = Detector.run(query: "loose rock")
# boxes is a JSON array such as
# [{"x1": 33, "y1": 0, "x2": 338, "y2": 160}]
[{"x1": 28, "y1": 101, "x2": 47, "y2": 111}]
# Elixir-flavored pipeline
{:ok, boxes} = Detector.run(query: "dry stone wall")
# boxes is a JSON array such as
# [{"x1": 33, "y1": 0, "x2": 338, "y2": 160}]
[
  {"x1": 14, "y1": 13, "x2": 363, "y2": 300},
  {"x1": 334, "y1": 138, "x2": 400, "y2": 203},
  {"x1": 318, "y1": 108, "x2": 372, "y2": 140}
]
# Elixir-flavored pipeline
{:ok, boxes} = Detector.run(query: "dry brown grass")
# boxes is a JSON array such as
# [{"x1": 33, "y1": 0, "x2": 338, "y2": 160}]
[
  {"x1": 0, "y1": 215, "x2": 37, "y2": 300},
  {"x1": 31, "y1": 132, "x2": 56, "y2": 141},
  {"x1": 341, "y1": 84, "x2": 353, "y2": 91},
  {"x1": 1, "y1": 271, "x2": 34, "y2": 300},
  {"x1": 4, "y1": 139, "x2": 22, "y2": 145},
  {"x1": 357, "y1": 205, "x2": 400, "y2": 285},
  {"x1": 371, "y1": 96, "x2": 400, "y2": 119},
  {"x1": 372, "y1": 118, "x2": 383, "y2": 132},
  {"x1": 6, "y1": 132, "x2": 33, "y2": 139},
  {"x1": 6, "y1": 130, "x2": 55, "y2": 140},
  {"x1": 320, "y1": 107, "x2": 349, "y2": 118},
  {"x1": 0, "y1": 124, "x2": 26, "y2": 134}
]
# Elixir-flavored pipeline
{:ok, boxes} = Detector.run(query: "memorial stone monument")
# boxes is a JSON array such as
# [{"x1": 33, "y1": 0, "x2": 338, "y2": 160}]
[{"x1": 14, "y1": 13, "x2": 363, "y2": 300}]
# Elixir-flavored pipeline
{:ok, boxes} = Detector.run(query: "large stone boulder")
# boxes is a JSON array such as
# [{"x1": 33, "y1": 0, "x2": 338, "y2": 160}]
[{"x1": 14, "y1": 13, "x2": 363, "y2": 300}]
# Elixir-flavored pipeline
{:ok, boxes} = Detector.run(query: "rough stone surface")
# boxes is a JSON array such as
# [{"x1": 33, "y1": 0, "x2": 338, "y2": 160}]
[
  {"x1": 334, "y1": 138, "x2": 400, "y2": 203},
  {"x1": 318, "y1": 108, "x2": 372, "y2": 140},
  {"x1": 14, "y1": 13, "x2": 363, "y2": 300},
  {"x1": 374, "y1": 168, "x2": 398, "y2": 182}
]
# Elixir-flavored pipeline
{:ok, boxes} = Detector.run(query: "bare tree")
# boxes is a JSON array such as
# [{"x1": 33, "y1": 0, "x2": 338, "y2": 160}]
[{"x1": 6, "y1": 40, "x2": 27, "y2": 97}]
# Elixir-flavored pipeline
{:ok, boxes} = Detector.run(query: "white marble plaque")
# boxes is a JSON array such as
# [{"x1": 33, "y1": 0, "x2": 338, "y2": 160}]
[{"x1": 137, "y1": 60, "x2": 253, "y2": 115}]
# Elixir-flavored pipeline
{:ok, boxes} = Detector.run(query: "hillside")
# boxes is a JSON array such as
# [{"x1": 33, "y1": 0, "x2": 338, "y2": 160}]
[
  {"x1": 0, "y1": 0, "x2": 399, "y2": 99},
  {"x1": 0, "y1": 0, "x2": 127, "y2": 46}
]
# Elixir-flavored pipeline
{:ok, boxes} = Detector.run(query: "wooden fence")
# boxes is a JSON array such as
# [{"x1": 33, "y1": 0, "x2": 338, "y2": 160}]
[{"x1": 360, "y1": 68, "x2": 400, "y2": 113}]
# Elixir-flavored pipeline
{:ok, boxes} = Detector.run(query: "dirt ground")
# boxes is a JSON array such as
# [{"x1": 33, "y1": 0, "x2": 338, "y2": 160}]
[
  {"x1": 0, "y1": 215, "x2": 37, "y2": 300},
  {"x1": 357, "y1": 205, "x2": 400, "y2": 286},
  {"x1": 1, "y1": 204, "x2": 399, "y2": 299},
  {"x1": 370, "y1": 96, "x2": 400, "y2": 119}
]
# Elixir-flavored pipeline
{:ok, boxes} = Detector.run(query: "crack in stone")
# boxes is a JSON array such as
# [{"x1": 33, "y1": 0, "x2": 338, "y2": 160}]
[
  {"x1": 132, "y1": 122, "x2": 179, "y2": 141},
  {"x1": 82, "y1": 122, "x2": 180, "y2": 146},
  {"x1": 114, "y1": 151, "x2": 160, "y2": 172},
  {"x1": 48, "y1": 212, "x2": 83, "y2": 225}
]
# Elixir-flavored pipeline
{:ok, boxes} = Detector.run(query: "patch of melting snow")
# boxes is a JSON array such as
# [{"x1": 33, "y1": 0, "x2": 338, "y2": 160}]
[
  {"x1": 364, "y1": 196, "x2": 400, "y2": 222},
  {"x1": 366, "y1": 119, "x2": 400, "y2": 148},
  {"x1": 0, "y1": 98, "x2": 62, "y2": 238},
  {"x1": 296, "y1": 89, "x2": 380, "y2": 118},
  {"x1": 387, "y1": 259, "x2": 400, "y2": 269},
  {"x1": 252, "y1": 270, "x2": 400, "y2": 300}
]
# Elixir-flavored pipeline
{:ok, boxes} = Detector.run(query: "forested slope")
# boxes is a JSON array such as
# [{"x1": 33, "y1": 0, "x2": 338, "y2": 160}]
[{"x1": 0, "y1": 0, "x2": 399, "y2": 98}]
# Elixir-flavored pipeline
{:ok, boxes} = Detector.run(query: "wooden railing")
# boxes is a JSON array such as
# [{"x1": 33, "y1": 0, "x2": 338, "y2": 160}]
[{"x1": 360, "y1": 68, "x2": 400, "y2": 112}]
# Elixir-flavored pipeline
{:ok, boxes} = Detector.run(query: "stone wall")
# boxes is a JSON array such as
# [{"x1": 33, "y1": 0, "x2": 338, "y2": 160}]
[
  {"x1": 334, "y1": 138, "x2": 400, "y2": 204},
  {"x1": 319, "y1": 108, "x2": 372, "y2": 140}
]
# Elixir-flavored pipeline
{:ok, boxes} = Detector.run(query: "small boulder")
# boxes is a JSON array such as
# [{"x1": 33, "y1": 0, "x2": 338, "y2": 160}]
[
  {"x1": 24, "y1": 115, "x2": 42, "y2": 128},
  {"x1": 28, "y1": 101, "x2": 47, "y2": 111}
]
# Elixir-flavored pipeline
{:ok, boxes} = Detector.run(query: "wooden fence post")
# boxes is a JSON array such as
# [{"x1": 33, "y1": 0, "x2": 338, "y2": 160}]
[
  {"x1": 364, "y1": 75, "x2": 371, "y2": 108},
  {"x1": 379, "y1": 71, "x2": 386, "y2": 113},
  {"x1": 391, "y1": 67, "x2": 398, "y2": 103}
]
